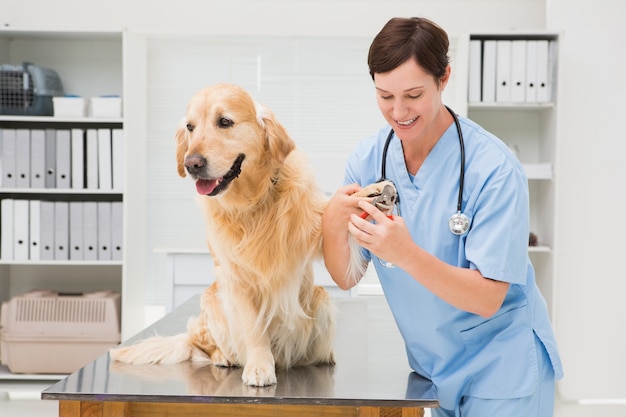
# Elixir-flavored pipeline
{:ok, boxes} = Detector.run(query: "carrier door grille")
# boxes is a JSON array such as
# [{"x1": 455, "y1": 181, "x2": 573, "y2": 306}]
[
  {"x1": 14, "y1": 298, "x2": 108, "y2": 323},
  {"x1": 0, "y1": 70, "x2": 35, "y2": 111}
]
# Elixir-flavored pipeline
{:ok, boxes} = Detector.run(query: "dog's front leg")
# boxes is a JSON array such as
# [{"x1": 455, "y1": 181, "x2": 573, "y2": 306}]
[
  {"x1": 242, "y1": 336, "x2": 276, "y2": 386},
  {"x1": 228, "y1": 290, "x2": 277, "y2": 386}
]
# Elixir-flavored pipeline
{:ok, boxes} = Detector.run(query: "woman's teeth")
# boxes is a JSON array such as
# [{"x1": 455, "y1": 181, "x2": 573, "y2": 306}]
[{"x1": 397, "y1": 116, "x2": 417, "y2": 126}]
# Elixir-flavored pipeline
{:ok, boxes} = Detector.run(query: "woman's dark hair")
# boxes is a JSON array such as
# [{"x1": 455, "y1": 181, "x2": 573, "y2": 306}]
[{"x1": 368, "y1": 17, "x2": 450, "y2": 86}]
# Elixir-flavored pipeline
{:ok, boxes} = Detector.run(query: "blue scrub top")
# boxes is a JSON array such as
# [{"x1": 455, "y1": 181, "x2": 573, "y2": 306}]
[{"x1": 344, "y1": 116, "x2": 563, "y2": 409}]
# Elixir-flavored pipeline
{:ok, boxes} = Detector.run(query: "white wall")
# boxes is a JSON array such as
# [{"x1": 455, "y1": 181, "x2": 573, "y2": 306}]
[
  {"x1": 547, "y1": 0, "x2": 626, "y2": 415},
  {"x1": 2, "y1": 0, "x2": 545, "y2": 36}
]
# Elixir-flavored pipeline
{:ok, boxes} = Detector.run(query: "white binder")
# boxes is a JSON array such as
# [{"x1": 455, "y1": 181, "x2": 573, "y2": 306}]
[
  {"x1": 30, "y1": 130, "x2": 46, "y2": 189},
  {"x1": 1, "y1": 198, "x2": 14, "y2": 260},
  {"x1": 510, "y1": 40, "x2": 527, "y2": 103},
  {"x1": 71, "y1": 128, "x2": 85, "y2": 189},
  {"x1": 97, "y1": 201, "x2": 112, "y2": 260},
  {"x1": 29, "y1": 200, "x2": 41, "y2": 261},
  {"x1": 536, "y1": 40, "x2": 551, "y2": 102},
  {"x1": 496, "y1": 40, "x2": 512, "y2": 103},
  {"x1": 97, "y1": 129, "x2": 112, "y2": 190},
  {"x1": 69, "y1": 201, "x2": 84, "y2": 260},
  {"x1": 548, "y1": 41, "x2": 558, "y2": 102},
  {"x1": 525, "y1": 41, "x2": 538, "y2": 103},
  {"x1": 481, "y1": 40, "x2": 497, "y2": 103},
  {"x1": 111, "y1": 201, "x2": 123, "y2": 261},
  {"x1": 468, "y1": 40, "x2": 482, "y2": 103},
  {"x1": 55, "y1": 130, "x2": 71, "y2": 189},
  {"x1": 1, "y1": 129, "x2": 17, "y2": 188},
  {"x1": 39, "y1": 200, "x2": 55, "y2": 260},
  {"x1": 54, "y1": 201, "x2": 69, "y2": 260},
  {"x1": 13, "y1": 199, "x2": 30, "y2": 261},
  {"x1": 86, "y1": 129, "x2": 99, "y2": 189},
  {"x1": 15, "y1": 129, "x2": 31, "y2": 188},
  {"x1": 112, "y1": 129, "x2": 124, "y2": 192},
  {"x1": 44, "y1": 129, "x2": 56, "y2": 188},
  {"x1": 83, "y1": 201, "x2": 99, "y2": 261}
]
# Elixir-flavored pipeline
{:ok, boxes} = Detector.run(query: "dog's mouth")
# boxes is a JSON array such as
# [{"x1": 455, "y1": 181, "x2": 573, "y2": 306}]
[{"x1": 195, "y1": 154, "x2": 245, "y2": 196}]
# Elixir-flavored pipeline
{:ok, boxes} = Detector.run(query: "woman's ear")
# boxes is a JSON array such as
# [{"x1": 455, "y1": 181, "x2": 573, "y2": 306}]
[
  {"x1": 175, "y1": 118, "x2": 189, "y2": 178},
  {"x1": 439, "y1": 64, "x2": 452, "y2": 91}
]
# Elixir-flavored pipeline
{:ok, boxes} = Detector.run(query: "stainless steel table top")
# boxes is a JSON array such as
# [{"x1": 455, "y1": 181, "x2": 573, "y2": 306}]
[{"x1": 42, "y1": 295, "x2": 437, "y2": 408}]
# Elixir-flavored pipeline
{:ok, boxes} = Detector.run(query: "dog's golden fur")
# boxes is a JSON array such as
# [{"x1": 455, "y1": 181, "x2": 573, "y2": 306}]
[
  {"x1": 110, "y1": 83, "x2": 336, "y2": 386},
  {"x1": 347, "y1": 179, "x2": 397, "y2": 280}
]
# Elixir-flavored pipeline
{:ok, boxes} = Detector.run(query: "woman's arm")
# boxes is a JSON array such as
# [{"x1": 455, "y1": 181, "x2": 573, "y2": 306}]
[{"x1": 350, "y1": 200, "x2": 509, "y2": 318}]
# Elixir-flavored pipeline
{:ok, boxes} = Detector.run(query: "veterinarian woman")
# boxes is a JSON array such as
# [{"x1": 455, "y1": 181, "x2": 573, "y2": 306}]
[{"x1": 322, "y1": 17, "x2": 563, "y2": 417}]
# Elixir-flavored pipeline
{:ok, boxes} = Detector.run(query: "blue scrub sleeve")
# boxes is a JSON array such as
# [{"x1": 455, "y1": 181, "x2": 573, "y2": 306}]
[{"x1": 464, "y1": 166, "x2": 529, "y2": 285}]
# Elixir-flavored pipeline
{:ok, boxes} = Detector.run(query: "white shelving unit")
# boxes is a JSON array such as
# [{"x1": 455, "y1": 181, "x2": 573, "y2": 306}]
[
  {"x1": 0, "y1": 28, "x2": 560, "y2": 382},
  {"x1": 467, "y1": 32, "x2": 559, "y2": 314},
  {"x1": 0, "y1": 30, "x2": 124, "y2": 381}
]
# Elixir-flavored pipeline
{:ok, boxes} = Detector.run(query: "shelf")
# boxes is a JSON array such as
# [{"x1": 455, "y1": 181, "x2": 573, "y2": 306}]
[
  {"x1": 0, "y1": 28, "x2": 128, "y2": 338},
  {"x1": 0, "y1": 115, "x2": 123, "y2": 123},
  {"x1": 469, "y1": 32, "x2": 559, "y2": 42},
  {"x1": 528, "y1": 245, "x2": 551, "y2": 253},
  {"x1": 0, "y1": 188, "x2": 123, "y2": 197},
  {"x1": 0, "y1": 28, "x2": 121, "y2": 41},
  {"x1": 0, "y1": 260, "x2": 122, "y2": 266},
  {"x1": 0, "y1": 116, "x2": 123, "y2": 130},
  {"x1": 468, "y1": 102, "x2": 555, "y2": 111},
  {"x1": 0, "y1": 365, "x2": 66, "y2": 382}
]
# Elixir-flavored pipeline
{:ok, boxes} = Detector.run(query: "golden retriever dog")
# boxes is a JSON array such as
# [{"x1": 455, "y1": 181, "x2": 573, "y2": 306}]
[
  {"x1": 110, "y1": 83, "x2": 337, "y2": 387},
  {"x1": 109, "y1": 83, "x2": 390, "y2": 387}
]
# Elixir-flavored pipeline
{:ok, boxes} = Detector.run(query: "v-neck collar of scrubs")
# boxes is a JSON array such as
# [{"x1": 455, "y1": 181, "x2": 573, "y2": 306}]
[{"x1": 388, "y1": 122, "x2": 459, "y2": 208}]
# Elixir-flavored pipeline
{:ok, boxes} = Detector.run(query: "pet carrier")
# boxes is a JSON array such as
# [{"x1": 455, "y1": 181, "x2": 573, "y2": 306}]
[
  {"x1": 0, "y1": 62, "x2": 64, "y2": 116},
  {"x1": 0, "y1": 290, "x2": 120, "y2": 374}
]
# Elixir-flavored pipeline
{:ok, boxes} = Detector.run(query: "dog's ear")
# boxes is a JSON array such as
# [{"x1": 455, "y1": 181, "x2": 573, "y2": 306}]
[
  {"x1": 175, "y1": 118, "x2": 188, "y2": 178},
  {"x1": 256, "y1": 102, "x2": 295, "y2": 163}
]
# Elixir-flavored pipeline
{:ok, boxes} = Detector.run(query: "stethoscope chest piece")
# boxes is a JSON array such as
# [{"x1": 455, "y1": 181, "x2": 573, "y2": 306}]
[{"x1": 448, "y1": 211, "x2": 470, "y2": 236}]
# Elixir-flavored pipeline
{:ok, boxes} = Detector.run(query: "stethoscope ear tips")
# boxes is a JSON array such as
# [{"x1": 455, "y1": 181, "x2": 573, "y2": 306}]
[{"x1": 449, "y1": 211, "x2": 470, "y2": 235}]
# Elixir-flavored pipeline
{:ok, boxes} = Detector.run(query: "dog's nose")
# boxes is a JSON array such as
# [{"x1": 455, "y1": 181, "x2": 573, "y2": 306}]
[{"x1": 184, "y1": 154, "x2": 207, "y2": 175}]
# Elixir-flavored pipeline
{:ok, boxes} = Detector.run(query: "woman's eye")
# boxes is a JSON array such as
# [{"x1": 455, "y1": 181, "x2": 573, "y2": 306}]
[
  {"x1": 380, "y1": 95, "x2": 393, "y2": 100},
  {"x1": 407, "y1": 94, "x2": 422, "y2": 100},
  {"x1": 186, "y1": 123, "x2": 194, "y2": 132},
  {"x1": 218, "y1": 117, "x2": 234, "y2": 128}
]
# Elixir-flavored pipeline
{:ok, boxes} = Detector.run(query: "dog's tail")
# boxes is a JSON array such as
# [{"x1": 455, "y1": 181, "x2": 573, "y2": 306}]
[
  {"x1": 109, "y1": 319, "x2": 210, "y2": 365},
  {"x1": 346, "y1": 235, "x2": 368, "y2": 287},
  {"x1": 109, "y1": 333, "x2": 209, "y2": 365}
]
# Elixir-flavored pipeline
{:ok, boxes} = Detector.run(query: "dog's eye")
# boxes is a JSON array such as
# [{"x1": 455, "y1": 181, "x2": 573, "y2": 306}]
[
  {"x1": 186, "y1": 123, "x2": 195, "y2": 132},
  {"x1": 218, "y1": 117, "x2": 234, "y2": 128}
]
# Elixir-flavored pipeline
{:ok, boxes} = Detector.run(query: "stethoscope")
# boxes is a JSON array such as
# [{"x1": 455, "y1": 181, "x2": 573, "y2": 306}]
[{"x1": 379, "y1": 105, "x2": 470, "y2": 236}]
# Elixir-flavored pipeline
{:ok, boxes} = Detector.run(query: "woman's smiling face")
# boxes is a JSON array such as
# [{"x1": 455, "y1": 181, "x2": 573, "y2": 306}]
[{"x1": 374, "y1": 57, "x2": 449, "y2": 143}]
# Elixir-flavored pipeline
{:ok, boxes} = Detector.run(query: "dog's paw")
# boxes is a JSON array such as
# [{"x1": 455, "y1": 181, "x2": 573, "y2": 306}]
[
  {"x1": 353, "y1": 179, "x2": 395, "y2": 198},
  {"x1": 241, "y1": 363, "x2": 277, "y2": 387},
  {"x1": 209, "y1": 348, "x2": 233, "y2": 367},
  {"x1": 241, "y1": 382, "x2": 277, "y2": 396}
]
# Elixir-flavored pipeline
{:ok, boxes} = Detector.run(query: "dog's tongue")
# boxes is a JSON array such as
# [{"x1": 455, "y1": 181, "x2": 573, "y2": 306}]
[{"x1": 196, "y1": 179, "x2": 219, "y2": 195}]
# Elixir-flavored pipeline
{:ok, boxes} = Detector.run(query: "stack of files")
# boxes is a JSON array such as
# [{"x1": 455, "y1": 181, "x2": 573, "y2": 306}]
[
  {"x1": 0, "y1": 199, "x2": 123, "y2": 262},
  {"x1": 468, "y1": 38, "x2": 555, "y2": 104},
  {"x1": 0, "y1": 128, "x2": 124, "y2": 191}
]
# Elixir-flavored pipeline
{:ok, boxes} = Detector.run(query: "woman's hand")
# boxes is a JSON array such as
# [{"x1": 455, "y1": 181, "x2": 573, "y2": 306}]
[
  {"x1": 323, "y1": 184, "x2": 375, "y2": 233},
  {"x1": 322, "y1": 184, "x2": 372, "y2": 289},
  {"x1": 348, "y1": 200, "x2": 413, "y2": 269}
]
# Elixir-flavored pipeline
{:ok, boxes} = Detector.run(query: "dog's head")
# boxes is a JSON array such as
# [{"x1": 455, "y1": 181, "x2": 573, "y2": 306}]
[{"x1": 175, "y1": 83, "x2": 295, "y2": 199}]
